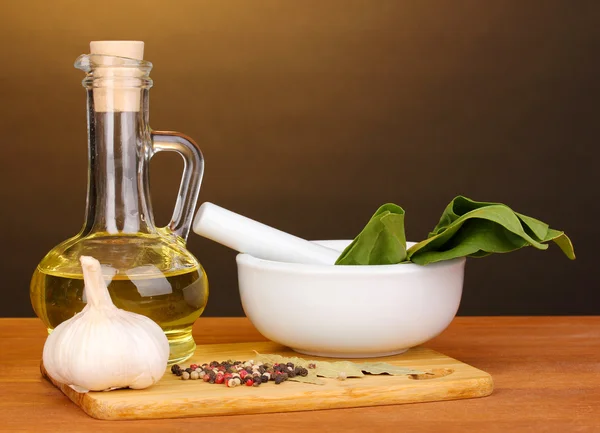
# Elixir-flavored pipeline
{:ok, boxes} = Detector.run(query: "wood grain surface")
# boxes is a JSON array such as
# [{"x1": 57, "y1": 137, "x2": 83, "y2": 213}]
[
  {"x1": 0, "y1": 317, "x2": 599, "y2": 432},
  {"x1": 41, "y1": 342, "x2": 493, "y2": 420}
]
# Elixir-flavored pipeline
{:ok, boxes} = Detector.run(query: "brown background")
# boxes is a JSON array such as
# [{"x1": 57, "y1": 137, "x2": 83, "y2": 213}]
[{"x1": 0, "y1": 0, "x2": 598, "y2": 317}]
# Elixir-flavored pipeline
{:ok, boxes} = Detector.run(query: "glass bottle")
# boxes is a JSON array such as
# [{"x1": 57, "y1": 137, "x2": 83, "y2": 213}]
[{"x1": 30, "y1": 42, "x2": 208, "y2": 364}]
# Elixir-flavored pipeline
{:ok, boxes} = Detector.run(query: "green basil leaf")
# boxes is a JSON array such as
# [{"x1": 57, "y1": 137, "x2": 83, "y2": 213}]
[
  {"x1": 407, "y1": 196, "x2": 575, "y2": 265},
  {"x1": 335, "y1": 203, "x2": 406, "y2": 265}
]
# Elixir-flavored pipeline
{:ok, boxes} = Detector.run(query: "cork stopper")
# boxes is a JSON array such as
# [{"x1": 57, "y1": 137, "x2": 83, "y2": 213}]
[
  {"x1": 89, "y1": 41, "x2": 146, "y2": 113},
  {"x1": 90, "y1": 41, "x2": 144, "y2": 61}
]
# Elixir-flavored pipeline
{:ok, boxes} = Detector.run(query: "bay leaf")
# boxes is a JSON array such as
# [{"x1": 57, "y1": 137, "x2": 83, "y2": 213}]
[
  {"x1": 356, "y1": 362, "x2": 425, "y2": 375},
  {"x1": 335, "y1": 204, "x2": 406, "y2": 265},
  {"x1": 309, "y1": 360, "x2": 365, "y2": 378},
  {"x1": 253, "y1": 352, "x2": 308, "y2": 368},
  {"x1": 254, "y1": 352, "x2": 425, "y2": 382},
  {"x1": 288, "y1": 375, "x2": 325, "y2": 385}
]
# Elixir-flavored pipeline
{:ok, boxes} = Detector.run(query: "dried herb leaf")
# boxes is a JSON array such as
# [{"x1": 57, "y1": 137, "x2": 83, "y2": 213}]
[
  {"x1": 254, "y1": 352, "x2": 425, "y2": 383},
  {"x1": 309, "y1": 360, "x2": 365, "y2": 378},
  {"x1": 355, "y1": 362, "x2": 425, "y2": 375},
  {"x1": 287, "y1": 374, "x2": 325, "y2": 385},
  {"x1": 254, "y1": 353, "x2": 308, "y2": 368}
]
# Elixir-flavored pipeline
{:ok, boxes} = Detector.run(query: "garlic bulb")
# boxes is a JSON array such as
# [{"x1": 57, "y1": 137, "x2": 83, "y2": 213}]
[{"x1": 43, "y1": 256, "x2": 170, "y2": 392}]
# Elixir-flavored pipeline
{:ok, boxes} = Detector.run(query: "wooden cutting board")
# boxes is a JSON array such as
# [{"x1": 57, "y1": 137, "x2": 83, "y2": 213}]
[{"x1": 41, "y1": 341, "x2": 493, "y2": 420}]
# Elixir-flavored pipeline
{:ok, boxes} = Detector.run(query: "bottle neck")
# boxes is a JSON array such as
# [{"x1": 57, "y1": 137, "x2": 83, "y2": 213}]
[{"x1": 82, "y1": 88, "x2": 156, "y2": 235}]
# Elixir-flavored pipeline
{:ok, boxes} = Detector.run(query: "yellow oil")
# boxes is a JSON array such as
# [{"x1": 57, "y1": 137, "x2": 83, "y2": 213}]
[{"x1": 30, "y1": 233, "x2": 209, "y2": 364}]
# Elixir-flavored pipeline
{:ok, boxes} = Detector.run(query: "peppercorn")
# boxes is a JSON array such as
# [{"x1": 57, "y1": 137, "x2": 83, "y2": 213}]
[
  {"x1": 288, "y1": 370, "x2": 296, "y2": 378},
  {"x1": 286, "y1": 362, "x2": 294, "y2": 368},
  {"x1": 181, "y1": 371, "x2": 190, "y2": 380},
  {"x1": 190, "y1": 364, "x2": 198, "y2": 370},
  {"x1": 337, "y1": 372, "x2": 347, "y2": 381},
  {"x1": 185, "y1": 368, "x2": 193, "y2": 374},
  {"x1": 190, "y1": 371, "x2": 199, "y2": 380},
  {"x1": 258, "y1": 366, "x2": 266, "y2": 374},
  {"x1": 261, "y1": 374, "x2": 269, "y2": 383},
  {"x1": 308, "y1": 363, "x2": 316, "y2": 369},
  {"x1": 298, "y1": 368, "x2": 308, "y2": 377},
  {"x1": 274, "y1": 375, "x2": 284, "y2": 385},
  {"x1": 215, "y1": 374, "x2": 225, "y2": 384},
  {"x1": 245, "y1": 379, "x2": 254, "y2": 386},
  {"x1": 282, "y1": 373, "x2": 289, "y2": 381},
  {"x1": 253, "y1": 380, "x2": 261, "y2": 387},
  {"x1": 226, "y1": 379, "x2": 237, "y2": 388},
  {"x1": 171, "y1": 364, "x2": 181, "y2": 374},
  {"x1": 203, "y1": 374, "x2": 210, "y2": 382},
  {"x1": 240, "y1": 370, "x2": 248, "y2": 379}
]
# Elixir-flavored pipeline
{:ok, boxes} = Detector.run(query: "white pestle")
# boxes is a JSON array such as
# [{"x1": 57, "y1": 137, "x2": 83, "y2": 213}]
[{"x1": 192, "y1": 202, "x2": 341, "y2": 265}]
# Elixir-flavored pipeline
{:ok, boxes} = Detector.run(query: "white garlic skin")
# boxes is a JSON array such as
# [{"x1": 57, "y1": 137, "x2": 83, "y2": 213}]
[{"x1": 42, "y1": 256, "x2": 170, "y2": 392}]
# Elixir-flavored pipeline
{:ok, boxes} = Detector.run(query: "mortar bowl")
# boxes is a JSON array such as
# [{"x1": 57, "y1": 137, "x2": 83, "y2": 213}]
[{"x1": 236, "y1": 240, "x2": 465, "y2": 358}]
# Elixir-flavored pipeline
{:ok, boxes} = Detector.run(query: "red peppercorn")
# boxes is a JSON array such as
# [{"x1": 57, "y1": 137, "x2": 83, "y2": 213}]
[
  {"x1": 215, "y1": 374, "x2": 224, "y2": 384},
  {"x1": 240, "y1": 370, "x2": 248, "y2": 379},
  {"x1": 203, "y1": 374, "x2": 210, "y2": 382},
  {"x1": 190, "y1": 364, "x2": 198, "y2": 370},
  {"x1": 245, "y1": 379, "x2": 253, "y2": 386}
]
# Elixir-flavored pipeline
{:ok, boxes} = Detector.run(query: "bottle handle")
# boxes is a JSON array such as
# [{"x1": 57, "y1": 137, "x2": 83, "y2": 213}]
[{"x1": 150, "y1": 131, "x2": 205, "y2": 241}]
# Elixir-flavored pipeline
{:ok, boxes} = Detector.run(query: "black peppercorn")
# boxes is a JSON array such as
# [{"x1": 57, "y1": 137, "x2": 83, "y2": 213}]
[
  {"x1": 261, "y1": 374, "x2": 269, "y2": 383},
  {"x1": 281, "y1": 373, "x2": 289, "y2": 381},
  {"x1": 185, "y1": 368, "x2": 193, "y2": 374},
  {"x1": 299, "y1": 368, "x2": 308, "y2": 377},
  {"x1": 274, "y1": 375, "x2": 284, "y2": 385},
  {"x1": 286, "y1": 362, "x2": 294, "y2": 368},
  {"x1": 171, "y1": 364, "x2": 181, "y2": 374},
  {"x1": 288, "y1": 370, "x2": 296, "y2": 378}
]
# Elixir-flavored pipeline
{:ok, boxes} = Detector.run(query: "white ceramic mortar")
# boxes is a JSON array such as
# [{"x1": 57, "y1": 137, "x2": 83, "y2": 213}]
[{"x1": 237, "y1": 240, "x2": 465, "y2": 358}]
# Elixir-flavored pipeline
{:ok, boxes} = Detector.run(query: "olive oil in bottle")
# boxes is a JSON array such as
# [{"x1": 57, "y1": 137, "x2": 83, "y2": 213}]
[
  {"x1": 31, "y1": 42, "x2": 209, "y2": 365},
  {"x1": 30, "y1": 234, "x2": 209, "y2": 364}
]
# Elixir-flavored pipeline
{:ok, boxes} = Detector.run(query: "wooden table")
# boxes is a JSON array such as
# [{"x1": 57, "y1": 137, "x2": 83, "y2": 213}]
[{"x1": 1, "y1": 317, "x2": 598, "y2": 432}]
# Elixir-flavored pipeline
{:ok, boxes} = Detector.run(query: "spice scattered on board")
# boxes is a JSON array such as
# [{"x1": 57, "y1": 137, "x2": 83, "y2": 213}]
[
  {"x1": 171, "y1": 359, "x2": 308, "y2": 387},
  {"x1": 171, "y1": 353, "x2": 427, "y2": 387}
]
